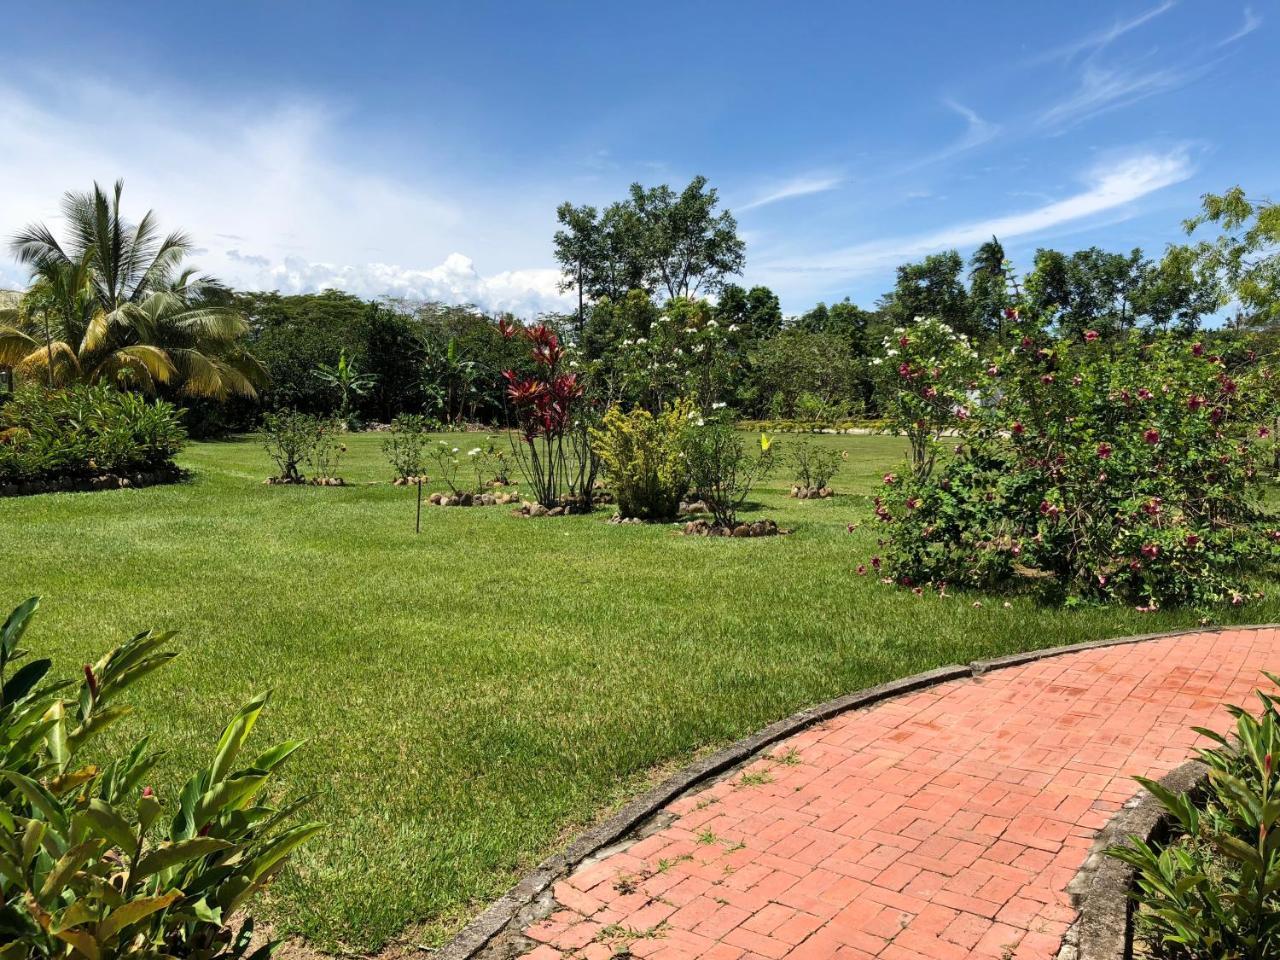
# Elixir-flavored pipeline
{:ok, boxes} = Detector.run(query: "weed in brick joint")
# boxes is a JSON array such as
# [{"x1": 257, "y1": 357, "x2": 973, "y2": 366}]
[
  {"x1": 770, "y1": 747, "x2": 803, "y2": 766},
  {"x1": 737, "y1": 769, "x2": 773, "y2": 787}
]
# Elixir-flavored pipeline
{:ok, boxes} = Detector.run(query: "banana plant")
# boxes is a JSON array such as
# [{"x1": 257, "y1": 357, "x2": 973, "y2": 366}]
[{"x1": 0, "y1": 598, "x2": 321, "y2": 959}]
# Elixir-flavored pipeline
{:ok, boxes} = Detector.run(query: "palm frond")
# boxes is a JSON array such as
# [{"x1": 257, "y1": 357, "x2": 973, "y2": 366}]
[
  {"x1": 89, "y1": 345, "x2": 176, "y2": 393},
  {"x1": 0, "y1": 326, "x2": 39, "y2": 366}
]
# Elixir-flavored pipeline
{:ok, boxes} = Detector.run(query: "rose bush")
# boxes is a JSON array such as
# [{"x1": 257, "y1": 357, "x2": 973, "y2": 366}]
[{"x1": 874, "y1": 327, "x2": 1280, "y2": 609}]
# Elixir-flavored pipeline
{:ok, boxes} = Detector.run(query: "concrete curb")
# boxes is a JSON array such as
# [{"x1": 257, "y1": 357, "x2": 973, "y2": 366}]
[
  {"x1": 436, "y1": 623, "x2": 1279, "y2": 960},
  {"x1": 1070, "y1": 758, "x2": 1209, "y2": 960}
]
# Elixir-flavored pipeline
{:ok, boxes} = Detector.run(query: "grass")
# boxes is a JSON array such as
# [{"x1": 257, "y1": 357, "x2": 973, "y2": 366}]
[{"x1": 4, "y1": 429, "x2": 1279, "y2": 952}]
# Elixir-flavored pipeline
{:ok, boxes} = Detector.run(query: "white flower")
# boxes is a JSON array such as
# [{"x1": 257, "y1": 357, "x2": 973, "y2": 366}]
[
  {"x1": 636, "y1": 337, "x2": 647, "y2": 344},
  {"x1": 712, "y1": 401, "x2": 726, "y2": 409},
  {"x1": 885, "y1": 349, "x2": 898, "y2": 357},
  {"x1": 696, "y1": 417, "x2": 705, "y2": 426},
  {"x1": 728, "y1": 324, "x2": 739, "y2": 332},
  {"x1": 451, "y1": 447, "x2": 460, "y2": 453},
  {"x1": 706, "y1": 319, "x2": 718, "y2": 327},
  {"x1": 871, "y1": 357, "x2": 884, "y2": 366},
  {"x1": 467, "y1": 448, "x2": 481, "y2": 456}
]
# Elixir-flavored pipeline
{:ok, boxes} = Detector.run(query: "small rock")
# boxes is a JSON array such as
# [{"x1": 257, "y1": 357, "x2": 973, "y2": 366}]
[
  {"x1": 547, "y1": 506, "x2": 564, "y2": 517},
  {"x1": 732, "y1": 524, "x2": 751, "y2": 537},
  {"x1": 528, "y1": 502, "x2": 549, "y2": 517}
]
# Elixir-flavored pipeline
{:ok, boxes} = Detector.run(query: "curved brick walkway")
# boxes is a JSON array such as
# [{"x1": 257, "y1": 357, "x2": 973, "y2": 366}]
[{"x1": 516, "y1": 628, "x2": 1280, "y2": 960}]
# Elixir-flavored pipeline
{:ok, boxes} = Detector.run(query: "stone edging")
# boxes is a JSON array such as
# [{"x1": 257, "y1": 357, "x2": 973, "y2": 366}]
[
  {"x1": 437, "y1": 623, "x2": 1278, "y2": 960},
  {"x1": 0, "y1": 466, "x2": 187, "y2": 498}
]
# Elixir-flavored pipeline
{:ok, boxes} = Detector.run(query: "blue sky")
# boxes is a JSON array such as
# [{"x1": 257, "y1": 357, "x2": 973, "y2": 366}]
[{"x1": 0, "y1": 1, "x2": 1274, "y2": 315}]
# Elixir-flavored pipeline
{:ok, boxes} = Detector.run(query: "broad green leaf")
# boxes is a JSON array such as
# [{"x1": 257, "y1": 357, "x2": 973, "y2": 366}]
[
  {"x1": 211, "y1": 692, "x2": 271, "y2": 786},
  {"x1": 96, "y1": 890, "x2": 180, "y2": 942},
  {"x1": 135, "y1": 837, "x2": 234, "y2": 879}
]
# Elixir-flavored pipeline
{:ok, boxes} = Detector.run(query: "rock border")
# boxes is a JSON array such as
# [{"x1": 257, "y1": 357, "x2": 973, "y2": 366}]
[
  {"x1": 0, "y1": 465, "x2": 186, "y2": 497},
  {"x1": 436, "y1": 622, "x2": 1277, "y2": 960}
]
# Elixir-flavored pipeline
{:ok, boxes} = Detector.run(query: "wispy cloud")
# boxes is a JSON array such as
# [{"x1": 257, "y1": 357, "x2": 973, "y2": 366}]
[
  {"x1": 1035, "y1": 61, "x2": 1200, "y2": 132},
  {"x1": 758, "y1": 147, "x2": 1194, "y2": 279},
  {"x1": 738, "y1": 174, "x2": 843, "y2": 211},
  {"x1": 1036, "y1": 0, "x2": 1177, "y2": 63},
  {"x1": 1219, "y1": 5, "x2": 1262, "y2": 45}
]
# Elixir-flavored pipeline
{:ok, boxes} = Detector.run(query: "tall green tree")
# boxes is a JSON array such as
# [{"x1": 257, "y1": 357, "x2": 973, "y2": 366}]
[
  {"x1": 1184, "y1": 186, "x2": 1280, "y2": 329},
  {"x1": 882, "y1": 251, "x2": 972, "y2": 335},
  {"x1": 629, "y1": 176, "x2": 745, "y2": 300},
  {"x1": 967, "y1": 236, "x2": 1011, "y2": 338}
]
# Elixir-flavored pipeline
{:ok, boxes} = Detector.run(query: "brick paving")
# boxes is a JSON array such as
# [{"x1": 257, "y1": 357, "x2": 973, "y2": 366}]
[{"x1": 514, "y1": 628, "x2": 1280, "y2": 959}]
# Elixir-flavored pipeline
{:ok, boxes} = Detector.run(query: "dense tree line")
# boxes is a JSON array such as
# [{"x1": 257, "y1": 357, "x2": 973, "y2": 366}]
[{"x1": 5, "y1": 179, "x2": 1276, "y2": 432}]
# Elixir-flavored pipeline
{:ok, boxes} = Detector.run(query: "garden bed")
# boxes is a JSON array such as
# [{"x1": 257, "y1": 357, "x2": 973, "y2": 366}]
[
  {"x1": 681, "y1": 517, "x2": 786, "y2": 537},
  {"x1": 0, "y1": 465, "x2": 187, "y2": 497}
]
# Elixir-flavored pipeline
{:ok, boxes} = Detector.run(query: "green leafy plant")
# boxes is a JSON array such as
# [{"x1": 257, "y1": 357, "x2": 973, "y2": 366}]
[
  {"x1": 682, "y1": 421, "x2": 774, "y2": 528},
  {"x1": 313, "y1": 349, "x2": 375, "y2": 426},
  {"x1": 380, "y1": 414, "x2": 431, "y2": 481},
  {"x1": 590, "y1": 401, "x2": 692, "y2": 520},
  {"x1": 787, "y1": 437, "x2": 841, "y2": 493},
  {"x1": 428, "y1": 440, "x2": 464, "y2": 496},
  {"x1": 259, "y1": 410, "x2": 319, "y2": 483},
  {"x1": 0, "y1": 384, "x2": 186, "y2": 486},
  {"x1": 0, "y1": 597, "x2": 321, "y2": 958},
  {"x1": 1108, "y1": 676, "x2": 1280, "y2": 959}
]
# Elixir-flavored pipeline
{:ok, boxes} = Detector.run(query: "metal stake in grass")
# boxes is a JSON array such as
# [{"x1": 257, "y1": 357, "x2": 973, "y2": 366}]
[{"x1": 416, "y1": 477, "x2": 423, "y2": 534}]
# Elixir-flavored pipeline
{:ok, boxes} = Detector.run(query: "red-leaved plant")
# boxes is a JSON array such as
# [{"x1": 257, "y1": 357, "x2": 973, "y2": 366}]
[{"x1": 502, "y1": 323, "x2": 599, "y2": 509}]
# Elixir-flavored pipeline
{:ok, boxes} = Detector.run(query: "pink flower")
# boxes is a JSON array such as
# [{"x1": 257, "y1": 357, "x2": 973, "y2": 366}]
[
  {"x1": 899, "y1": 336, "x2": 910, "y2": 348},
  {"x1": 1097, "y1": 442, "x2": 1113, "y2": 459},
  {"x1": 1185, "y1": 533, "x2": 1201, "y2": 547},
  {"x1": 1011, "y1": 421, "x2": 1025, "y2": 435},
  {"x1": 883, "y1": 473, "x2": 897, "y2": 485},
  {"x1": 1187, "y1": 394, "x2": 1205, "y2": 411},
  {"x1": 1142, "y1": 498, "x2": 1161, "y2": 516},
  {"x1": 1192, "y1": 342, "x2": 1205, "y2": 357},
  {"x1": 906, "y1": 497, "x2": 921, "y2": 510},
  {"x1": 1038, "y1": 500, "x2": 1059, "y2": 518},
  {"x1": 1137, "y1": 388, "x2": 1152, "y2": 400},
  {"x1": 1141, "y1": 543, "x2": 1160, "y2": 559},
  {"x1": 142, "y1": 786, "x2": 155, "y2": 798},
  {"x1": 986, "y1": 365, "x2": 1000, "y2": 377},
  {"x1": 856, "y1": 564, "x2": 867, "y2": 575},
  {"x1": 1143, "y1": 428, "x2": 1160, "y2": 445},
  {"x1": 1084, "y1": 329, "x2": 1100, "y2": 342},
  {"x1": 870, "y1": 556, "x2": 882, "y2": 569},
  {"x1": 1261, "y1": 427, "x2": 1272, "y2": 438},
  {"x1": 898, "y1": 362, "x2": 912, "y2": 378},
  {"x1": 923, "y1": 386, "x2": 938, "y2": 399},
  {"x1": 1040, "y1": 373, "x2": 1055, "y2": 385}
]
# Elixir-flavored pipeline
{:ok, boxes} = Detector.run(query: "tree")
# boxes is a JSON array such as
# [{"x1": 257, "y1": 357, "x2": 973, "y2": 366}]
[
  {"x1": 1184, "y1": 186, "x2": 1280, "y2": 329},
  {"x1": 882, "y1": 251, "x2": 972, "y2": 336},
  {"x1": 751, "y1": 329, "x2": 862, "y2": 421},
  {"x1": 967, "y1": 236, "x2": 1011, "y2": 338},
  {"x1": 314, "y1": 348, "x2": 376, "y2": 425},
  {"x1": 715, "y1": 283, "x2": 782, "y2": 344},
  {"x1": 552, "y1": 202, "x2": 598, "y2": 339},
  {"x1": 1, "y1": 181, "x2": 264, "y2": 399},
  {"x1": 629, "y1": 176, "x2": 746, "y2": 300}
]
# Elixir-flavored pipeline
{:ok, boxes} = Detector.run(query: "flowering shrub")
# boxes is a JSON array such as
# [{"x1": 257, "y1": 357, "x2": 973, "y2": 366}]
[
  {"x1": 0, "y1": 596, "x2": 320, "y2": 958},
  {"x1": 0, "y1": 385, "x2": 186, "y2": 485},
  {"x1": 502, "y1": 323, "x2": 599, "y2": 509},
  {"x1": 683, "y1": 423, "x2": 775, "y2": 528},
  {"x1": 381, "y1": 413, "x2": 432, "y2": 480},
  {"x1": 590, "y1": 400, "x2": 692, "y2": 520},
  {"x1": 612, "y1": 298, "x2": 745, "y2": 411},
  {"x1": 871, "y1": 318, "x2": 980, "y2": 478},
  {"x1": 875, "y1": 331, "x2": 1279, "y2": 609}
]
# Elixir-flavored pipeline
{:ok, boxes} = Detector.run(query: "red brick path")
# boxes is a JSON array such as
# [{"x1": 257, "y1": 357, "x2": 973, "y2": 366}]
[{"x1": 515, "y1": 628, "x2": 1280, "y2": 959}]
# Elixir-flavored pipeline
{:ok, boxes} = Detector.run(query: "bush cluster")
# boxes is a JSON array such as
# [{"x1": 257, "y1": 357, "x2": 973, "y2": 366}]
[
  {"x1": 875, "y1": 331, "x2": 1279, "y2": 609},
  {"x1": 0, "y1": 385, "x2": 186, "y2": 485}
]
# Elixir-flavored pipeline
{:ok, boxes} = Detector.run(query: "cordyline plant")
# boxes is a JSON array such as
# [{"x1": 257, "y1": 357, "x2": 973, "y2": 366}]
[
  {"x1": 501, "y1": 323, "x2": 599, "y2": 510},
  {"x1": 872, "y1": 325, "x2": 1280, "y2": 609},
  {"x1": 0, "y1": 597, "x2": 321, "y2": 959},
  {"x1": 1109, "y1": 676, "x2": 1280, "y2": 959}
]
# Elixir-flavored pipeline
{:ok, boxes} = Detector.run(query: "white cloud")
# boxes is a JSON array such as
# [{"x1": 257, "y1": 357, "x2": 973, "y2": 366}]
[
  {"x1": 738, "y1": 174, "x2": 843, "y2": 211},
  {"x1": 0, "y1": 78, "x2": 567, "y2": 315},
  {"x1": 235, "y1": 252, "x2": 568, "y2": 316},
  {"x1": 1219, "y1": 6, "x2": 1262, "y2": 45},
  {"x1": 758, "y1": 147, "x2": 1194, "y2": 280},
  {"x1": 1036, "y1": 1, "x2": 1177, "y2": 63}
]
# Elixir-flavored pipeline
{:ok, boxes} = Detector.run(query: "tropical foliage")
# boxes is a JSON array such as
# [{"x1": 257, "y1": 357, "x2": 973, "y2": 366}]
[
  {"x1": 683, "y1": 421, "x2": 775, "y2": 528},
  {"x1": 0, "y1": 596, "x2": 320, "y2": 958},
  {"x1": 1109, "y1": 677, "x2": 1280, "y2": 959},
  {"x1": 0, "y1": 385, "x2": 186, "y2": 485},
  {"x1": 1, "y1": 182, "x2": 264, "y2": 401}
]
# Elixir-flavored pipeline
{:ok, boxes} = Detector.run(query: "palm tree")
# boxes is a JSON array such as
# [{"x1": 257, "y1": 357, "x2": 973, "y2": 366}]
[
  {"x1": 314, "y1": 349, "x2": 376, "y2": 425},
  {"x1": 0, "y1": 180, "x2": 265, "y2": 399}
]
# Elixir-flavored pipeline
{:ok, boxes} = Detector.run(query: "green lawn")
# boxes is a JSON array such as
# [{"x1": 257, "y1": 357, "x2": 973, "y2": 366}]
[{"x1": 5, "y1": 431, "x2": 1278, "y2": 952}]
